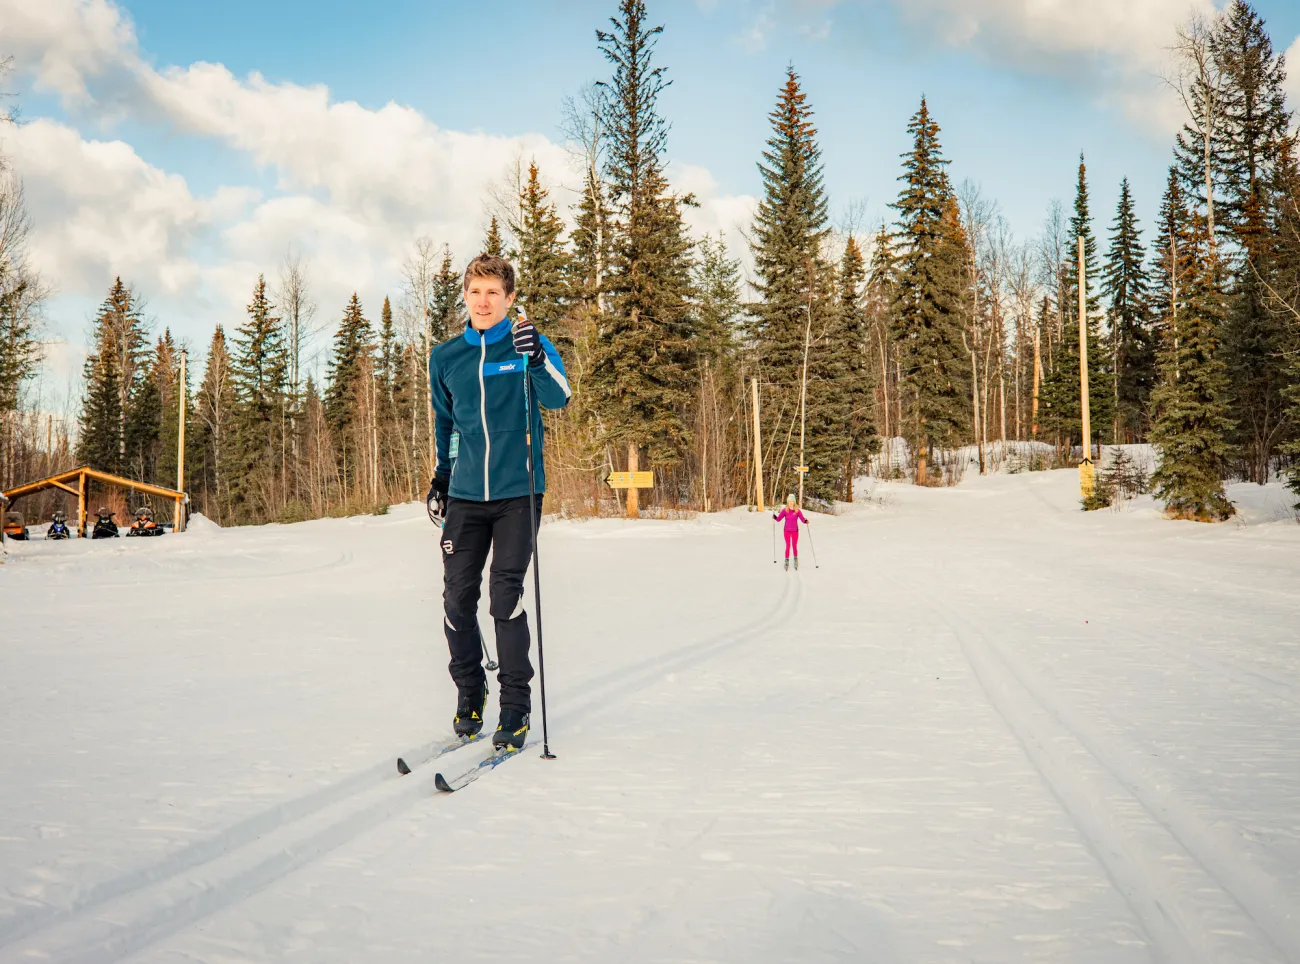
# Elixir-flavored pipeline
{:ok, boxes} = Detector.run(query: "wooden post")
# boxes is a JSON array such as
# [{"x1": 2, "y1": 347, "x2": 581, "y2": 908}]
[
  {"x1": 78, "y1": 470, "x2": 87, "y2": 538},
  {"x1": 176, "y1": 348, "x2": 187, "y2": 532},
  {"x1": 625, "y1": 443, "x2": 639, "y2": 519},
  {"x1": 1031, "y1": 323, "x2": 1042, "y2": 437},
  {"x1": 1078, "y1": 236, "x2": 1094, "y2": 499},
  {"x1": 798, "y1": 305, "x2": 812, "y2": 508},
  {"x1": 751, "y1": 377, "x2": 765, "y2": 513}
]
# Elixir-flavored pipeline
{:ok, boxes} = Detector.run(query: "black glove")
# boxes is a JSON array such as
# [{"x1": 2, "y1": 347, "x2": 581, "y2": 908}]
[
  {"x1": 426, "y1": 475, "x2": 449, "y2": 527},
  {"x1": 512, "y1": 315, "x2": 545, "y2": 365}
]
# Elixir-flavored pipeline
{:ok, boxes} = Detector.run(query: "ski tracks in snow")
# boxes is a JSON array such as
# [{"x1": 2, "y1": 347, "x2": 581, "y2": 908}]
[
  {"x1": 887, "y1": 572, "x2": 1298, "y2": 964},
  {"x1": 0, "y1": 577, "x2": 803, "y2": 963}
]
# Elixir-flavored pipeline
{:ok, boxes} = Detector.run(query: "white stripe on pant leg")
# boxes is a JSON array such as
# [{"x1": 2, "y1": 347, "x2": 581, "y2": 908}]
[
  {"x1": 509, "y1": 594, "x2": 525, "y2": 619},
  {"x1": 445, "y1": 615, "x2": 457, "y2": 631}
]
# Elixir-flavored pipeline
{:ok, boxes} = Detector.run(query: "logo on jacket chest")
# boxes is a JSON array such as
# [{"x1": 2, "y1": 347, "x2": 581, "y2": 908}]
[{"x1": 483, "y1": 360, "x2": 523, "y2": 377}]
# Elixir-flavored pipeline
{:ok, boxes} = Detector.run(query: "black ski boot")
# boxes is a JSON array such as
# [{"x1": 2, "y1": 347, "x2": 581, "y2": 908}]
[
  {"x1": 453, "y1": 683, "x2": 487, "y2": 738},
  {"x1": 493, "y1": 707, "x2": 530, "y2": 751}
]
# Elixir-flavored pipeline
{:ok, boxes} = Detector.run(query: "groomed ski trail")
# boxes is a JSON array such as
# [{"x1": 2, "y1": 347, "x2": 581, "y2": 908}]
[{"x1": 0, "y1": 576, "x2": 803, "y2": 963}]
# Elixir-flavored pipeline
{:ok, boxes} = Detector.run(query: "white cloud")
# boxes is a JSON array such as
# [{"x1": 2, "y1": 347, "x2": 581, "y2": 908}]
[
  {"x1": 6, "y1": 119, "x2": 209, "y2": 298},
  {"x1": 811, "y1": 0, "x2": 1221, "y2": 130},
  {"x1": 736, "y1": 5, "x2": 777, "y2": 53},
  {"x1": 2, "y1": 0, "x2": 761, "y2": 378},
  {"x1": 1285, "y1": 36, "x2": 1300, "y2": 120}
]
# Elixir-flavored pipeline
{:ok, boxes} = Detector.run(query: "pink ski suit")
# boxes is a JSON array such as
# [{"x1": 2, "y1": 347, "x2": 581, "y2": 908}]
[{"x1": 773, "y1": 506, "x2": 807, "y2": 558}]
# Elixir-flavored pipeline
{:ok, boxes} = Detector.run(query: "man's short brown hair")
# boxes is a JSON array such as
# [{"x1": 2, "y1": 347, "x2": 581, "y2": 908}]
[{"x1": 463, "y1": 254, "x2": 516, "y2": 296}]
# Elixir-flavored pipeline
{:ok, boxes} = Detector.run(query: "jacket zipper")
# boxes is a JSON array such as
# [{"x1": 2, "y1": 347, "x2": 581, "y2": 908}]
[{"x1": 479, "y1": 337, "x2": 490, "y2": 500}]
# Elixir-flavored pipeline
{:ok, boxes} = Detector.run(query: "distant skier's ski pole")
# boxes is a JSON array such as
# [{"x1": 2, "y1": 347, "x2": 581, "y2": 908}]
[
  {"x1": 517, "y1": 306, "x2": 556, "y2": 760},
  {"x1": 804, "y1": 519, "x2": 819, "y2": 568},
  {"x1": 772, "y1": 516, "x2": 777, "y2": 564}
]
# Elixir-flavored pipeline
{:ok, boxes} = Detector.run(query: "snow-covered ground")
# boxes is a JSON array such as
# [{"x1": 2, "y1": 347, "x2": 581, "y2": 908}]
[{"x1": 2, "y1": 470, "x2": 1298, "y2": 963}]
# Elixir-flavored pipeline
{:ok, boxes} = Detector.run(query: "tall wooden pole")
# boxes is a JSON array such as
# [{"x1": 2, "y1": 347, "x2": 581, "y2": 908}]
[
  {"x1": 798, "y1": 304, "x2": 812, "y2": 508},
  {"x1": 1078, "y1": 236, "x2": 1094, "y2": 499},
  {"x1": 751, "y1": 377, "x2": 765, "y2": 513},
  {"x1": 176, "y1": 348, "x2": 187, "y2": 532},
  {"x1": 625, "y1": 443, "x2": 639, "y2": 519}
]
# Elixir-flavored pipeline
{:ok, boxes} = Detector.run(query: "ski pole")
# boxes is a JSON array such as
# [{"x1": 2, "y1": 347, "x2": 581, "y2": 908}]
[
  {"x1": 517, "y1": 306, "x2": 555, "y2": 760},
  {"x1": 480, "y1": 629, "x2": 498, "y2": 672},
  {"x1": 772, "y1": 515, "x2": 777, "y2": 564},
  {"x1": 804, "y1": 518, "x2": 819, "y2": 569}
]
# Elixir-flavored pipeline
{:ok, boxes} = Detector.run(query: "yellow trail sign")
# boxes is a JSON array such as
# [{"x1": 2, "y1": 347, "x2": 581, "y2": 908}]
[{"x1": 606, "y1": 471, "x2": 655, "y2": 490}]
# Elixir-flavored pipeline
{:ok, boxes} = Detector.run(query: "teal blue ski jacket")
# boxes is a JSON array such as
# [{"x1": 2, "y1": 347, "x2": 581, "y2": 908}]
[{"x1": 429, "y1": 316, "x2": 571, "y2": 502}]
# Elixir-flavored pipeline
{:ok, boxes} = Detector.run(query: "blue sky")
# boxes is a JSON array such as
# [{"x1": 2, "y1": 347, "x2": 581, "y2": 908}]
[{"x1": 3, "y1": 0, "x2": 1299, "y2": 399}]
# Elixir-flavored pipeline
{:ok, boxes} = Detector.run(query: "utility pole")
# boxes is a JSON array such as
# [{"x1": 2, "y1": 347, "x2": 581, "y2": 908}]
[
  {"x1": 176, "y1": 348, "x2": 188, "y2": 532},
  {"x1": 1078, "y1": 236, "x2": 1094, "y2": 500},
  {"x1": 751, "y1": 376, "x2": 765, "y2": 513},
  {"x1": 798, "y1": 298, "x2": 812, "y2": 508}
]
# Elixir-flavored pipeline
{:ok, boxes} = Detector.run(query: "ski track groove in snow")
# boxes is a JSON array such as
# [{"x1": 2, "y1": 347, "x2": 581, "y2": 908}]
[
  {"x1": 0, "y1": 576, "x2": 803, "y2": 963},
  {"x1": 892, "y1": 575, "x2": 1296, "y2": 964}
]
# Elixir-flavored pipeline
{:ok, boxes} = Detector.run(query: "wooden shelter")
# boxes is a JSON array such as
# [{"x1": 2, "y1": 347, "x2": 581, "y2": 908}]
[{"x1": 1, "y1": 466, "x2": 188, "y2": 537}]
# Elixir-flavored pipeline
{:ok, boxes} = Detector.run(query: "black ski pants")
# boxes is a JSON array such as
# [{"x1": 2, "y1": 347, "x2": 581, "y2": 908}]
[{"x1": 441, "y1": 494, "x2": 541, "y2": 713}]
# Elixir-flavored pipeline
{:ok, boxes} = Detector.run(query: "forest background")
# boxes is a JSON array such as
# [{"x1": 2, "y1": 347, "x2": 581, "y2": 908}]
[{"x1": 3, "y1": 0, "x2": 1300, "y2": 525}]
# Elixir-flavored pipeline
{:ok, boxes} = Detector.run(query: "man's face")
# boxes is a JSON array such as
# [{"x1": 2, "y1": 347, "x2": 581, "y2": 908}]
[{"x1": 464, "y1": 275, "x2": 516, "y2": 331}]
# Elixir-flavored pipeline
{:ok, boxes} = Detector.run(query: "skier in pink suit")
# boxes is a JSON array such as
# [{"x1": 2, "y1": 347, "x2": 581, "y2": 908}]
[{"x1": 773, "y1": 494, "x2": 807, "y2": 570}]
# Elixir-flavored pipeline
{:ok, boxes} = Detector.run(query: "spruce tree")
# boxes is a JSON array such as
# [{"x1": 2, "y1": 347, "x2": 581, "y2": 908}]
[
  {"x1": 325, "y1": 293, "x2": 376, "y2": 442},
  {"x1": 379, "y1": 296, "x2": 397, "y2": 398},
  {"x1": 1149, "y1": 210, "x2": 1235, "y2": 521},
  {"x1": 511, "y1": 160, "x2": 571, "y2": 335},
  {"x1": 193, "y1": 325, "x2": 235, "y2": 520},
  {"x1": 429, "y1": 247, "x2": 462, "y2": 345},
  {"x1": 0, "y1": 277, "x2": 39, "y2": 422},
  {"x1": 570, "y1": 149, "x2": 612, "y2": 313},
  {"x1": 890, "y1": 97, "x2": 970, "y2": 479},
  {"x1": 1040, "y1": 155, "x2": 1113, "y2": 451},
  {"x1": 229, "y1": 275, "x2": 288, "y2": 517},
  {"x1": 1212, "y1": 0, "x2": 1295, "y2": 482},
  {"x1": 828, "y1": 236, "x2": 877, "y2": 499},
  {"x1": 484, "y1": 216, "x2": 505, "y2": 258},
  {"x1": 593, "y1": 0, "x2": 698, "y2": 472},
  {"x1": 77, "y1": 323, "x2": 123, "y2": 472},
  {"x1": 749, "y1": 66, "x2": 839, "y2": 500},
  {"x1": 1102, "y1": 178, "x2": 1155, "y2": 441},
  {"x1": 693, "y1": 233, "x2": 743, "y2": 364}
]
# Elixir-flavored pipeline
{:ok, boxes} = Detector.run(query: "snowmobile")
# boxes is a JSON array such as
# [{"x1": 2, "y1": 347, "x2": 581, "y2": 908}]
[
  {"x1": 92, "y1": 508, "x2": 120, "y2": 539},
  {"x1": 46, "y1": 510, "x2": 71, "y2": 541},
  {"x1": 2, "y1": 511, "x2": 29, "y2": 541},
  {"x1": 127, "y1": 505, "x2": 164, "y2": 537}
]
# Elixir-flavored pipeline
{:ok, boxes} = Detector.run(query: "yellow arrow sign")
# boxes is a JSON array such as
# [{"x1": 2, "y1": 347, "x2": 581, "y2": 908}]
[
  {"x1": 795, "y1": 466, "x2": 809, "y2": 473},
  {"x1": 606, "y1": 471, "x2": 655, "y2": 489}
]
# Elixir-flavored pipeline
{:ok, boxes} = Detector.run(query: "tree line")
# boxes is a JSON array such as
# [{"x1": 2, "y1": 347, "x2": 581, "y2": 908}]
[{"x1": 3, "y1": 0, "x2": 1299, "y2": 526}]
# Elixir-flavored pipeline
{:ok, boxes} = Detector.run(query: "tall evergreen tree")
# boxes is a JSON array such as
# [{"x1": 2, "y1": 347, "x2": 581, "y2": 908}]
[
  {"x1": 193, "y1": 325, "x2": 235, "y2": 521},
  {"x1": 325, "y1": 293, "x2": 375, "y2": 439},
  {"x1": 692, "y1": 233, "x2": 743, "y2": 364},
  {"x1": 1040, "y1": 155, "x2": 1114, "y2": 450},
  {"x1": 379, "y1": 295, "x2": 397, "y2": 398},
  {"x1": 570, "y1": 144, "x2": 612, "y2": 313},
  {"x1": 77, "y1": 322, "x2": 123, "y2": 473},
  {"x1": 890, "y1": 97, "x2": 970, "y2": 479},
  {"x1": 593, "y1": 0, "x2": 697, "y2": 472},
  {"x1": 1102, "y1": 178, "x2": 1155, "y2": 441},
  {"x1": 749, "y1": 66, "x2": 837, "y2": 499},
  {"x1": 511, "y1": 160, "x2": 571, "y2": 334},
  {"x1": 483, "y1": 216, "x2": 505, "y2": 258},
  {"x1": 229, "y1": 275, "x2": 288, "y2": 516},
  {"x1": 828, "y1": 235, "x2": 878, "y2": 499},
  {"x1": 429, "y1": 247, "x2": 462, "y2": 344},
  {"x1": 1149, "y1": 212, "x2": 1235, "y2": 520},
  {"x1": 1212, "y1": 0, "x2": 1295, "y2": 482}
]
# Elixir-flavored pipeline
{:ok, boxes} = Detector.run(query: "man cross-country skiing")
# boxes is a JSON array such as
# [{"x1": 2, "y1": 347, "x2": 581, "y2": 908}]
[{"x1": 426, "y1": 253, "x2": 571, "y2": 749}]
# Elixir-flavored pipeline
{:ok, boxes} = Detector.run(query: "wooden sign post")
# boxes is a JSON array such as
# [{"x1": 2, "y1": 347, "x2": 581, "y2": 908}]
[{"x1": 606, "y1": 471, "x2": 654, "y2": 490}]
